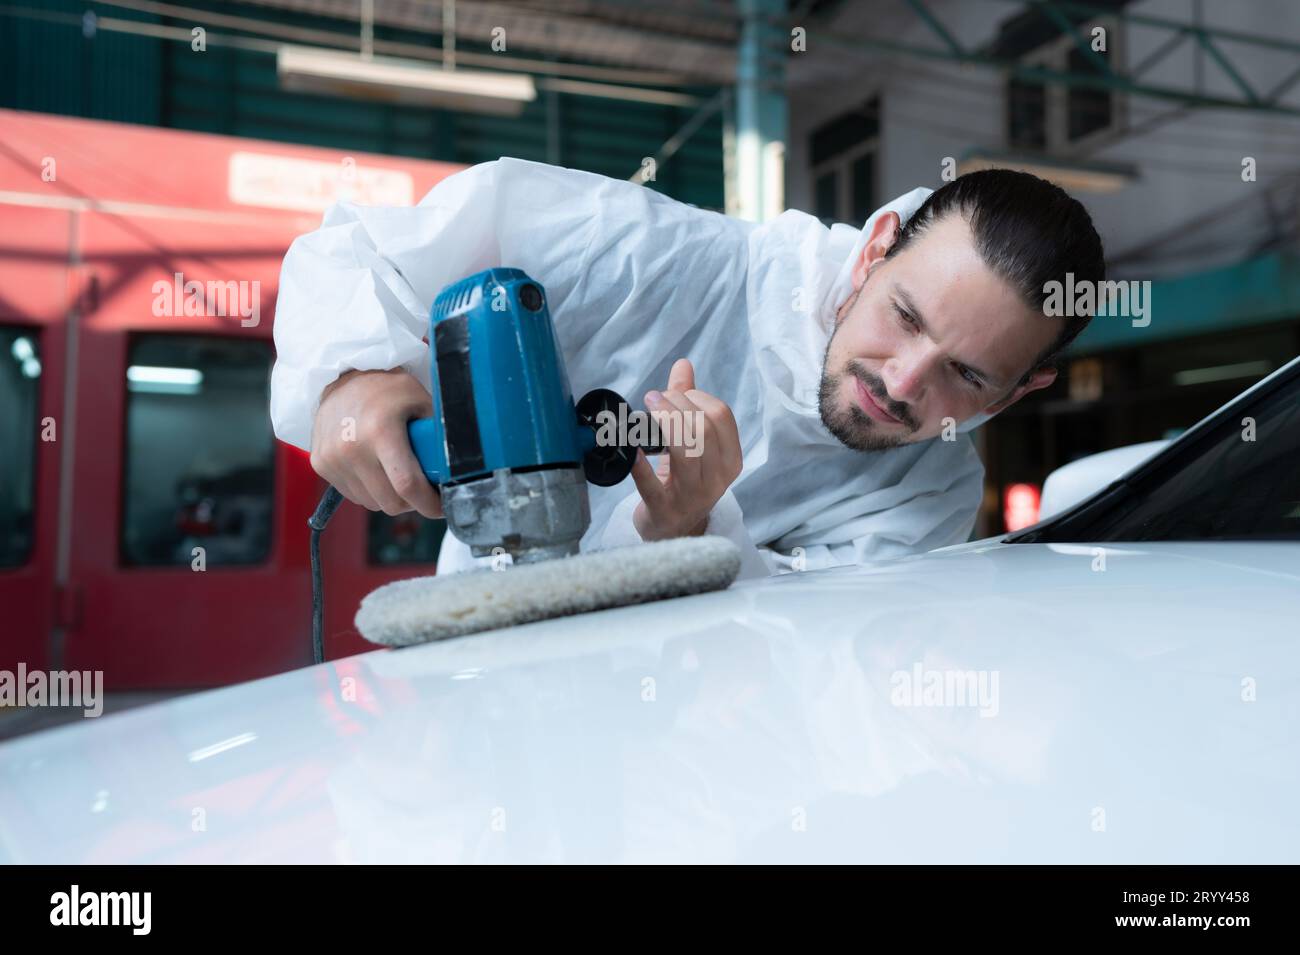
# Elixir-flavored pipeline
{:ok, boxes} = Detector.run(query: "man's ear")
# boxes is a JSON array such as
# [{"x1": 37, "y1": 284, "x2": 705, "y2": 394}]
[
  {"x1": 982, "y1": 365, "x2": 1058, "y2": 415},
  {"x1": 850, "y1": 211, "x2": 900, "y2": 289}
]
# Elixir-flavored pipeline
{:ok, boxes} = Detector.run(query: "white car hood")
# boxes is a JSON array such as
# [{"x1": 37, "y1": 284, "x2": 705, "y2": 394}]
[{"x1": 2, "y1": 539, "x2": 1298, "y2": 863}]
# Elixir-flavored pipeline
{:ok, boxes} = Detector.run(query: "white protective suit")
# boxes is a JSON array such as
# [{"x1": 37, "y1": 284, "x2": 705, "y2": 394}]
[{"x1": 271, "y1": 158, "x2": 987, "y2": 580}]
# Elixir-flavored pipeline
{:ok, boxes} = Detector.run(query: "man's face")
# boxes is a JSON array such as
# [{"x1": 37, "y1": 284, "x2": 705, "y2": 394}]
[{"x1": 819, "y1": 213, "x2": 1058, "y2": 452}]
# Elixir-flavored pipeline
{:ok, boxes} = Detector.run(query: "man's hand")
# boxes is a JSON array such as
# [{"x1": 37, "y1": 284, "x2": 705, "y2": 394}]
[
  {"x1": 631, "y1": 358, "x2": 742, "y2": 541},
  {"x1": 309, "y1": 368, "x2": 444, "y2": 519}
]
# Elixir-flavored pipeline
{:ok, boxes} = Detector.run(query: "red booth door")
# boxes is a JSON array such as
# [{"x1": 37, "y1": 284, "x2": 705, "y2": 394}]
[
  {"x1": 57, "y1": 207, "x2": 322, "y2": 688},
  {"x1": 0, "y1": 205, "x2": 69, "y2": 677}
]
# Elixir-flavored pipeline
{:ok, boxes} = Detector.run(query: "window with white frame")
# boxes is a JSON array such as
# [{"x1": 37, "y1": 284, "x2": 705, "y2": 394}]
[
  {"x1": 810, "y1": 96, "x2": 880, "y2": 227},
  {"x1": 1006, "y1": 16, "x2": 1124, "y2": 153}
]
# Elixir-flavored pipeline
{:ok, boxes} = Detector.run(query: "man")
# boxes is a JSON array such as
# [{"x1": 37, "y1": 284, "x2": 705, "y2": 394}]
[{"x1": 271, "y1": 159, "x2": 1104, "y2": 578}]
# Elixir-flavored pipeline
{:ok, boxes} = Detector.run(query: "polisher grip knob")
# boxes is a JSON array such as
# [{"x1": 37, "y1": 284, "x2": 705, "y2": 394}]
[{"x1": 576, "y1": 388, "x2": 664, "y2": 487}]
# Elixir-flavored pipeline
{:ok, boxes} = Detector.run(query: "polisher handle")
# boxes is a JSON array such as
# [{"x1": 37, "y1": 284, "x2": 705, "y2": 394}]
[{"x1": 407, "y1": 416, "x2": 449, "y2": 487}]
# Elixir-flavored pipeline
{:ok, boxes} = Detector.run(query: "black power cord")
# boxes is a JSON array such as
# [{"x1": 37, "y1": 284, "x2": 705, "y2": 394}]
[{"x1": 308, "y1": 485, "x2": 345, "y2": 665}]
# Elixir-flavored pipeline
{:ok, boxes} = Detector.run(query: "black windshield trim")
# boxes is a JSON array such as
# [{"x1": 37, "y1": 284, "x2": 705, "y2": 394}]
[{"x1": 1006, "y1": 357, "x2": 1300, "y2": 544}]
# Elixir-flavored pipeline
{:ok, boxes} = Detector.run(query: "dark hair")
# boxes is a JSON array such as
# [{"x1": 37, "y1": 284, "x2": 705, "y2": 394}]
[{"x1": 885, "y1": 168, "x2": 1105, "y2": 385}]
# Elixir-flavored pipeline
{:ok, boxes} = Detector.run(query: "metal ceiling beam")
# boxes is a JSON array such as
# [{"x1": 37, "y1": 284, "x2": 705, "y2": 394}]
[
  {"x1": 1193, "y1": 30, "x2": 1260, "y2": 105},
  {"x1": 233, "y1": 0, "x2": 738, "y2": 83},
  {"x1": 900, "y1": 0, "x2": 964, "y2": 57},
  {"x1": 999, "y1": 0, "x2": 1300, "y2": 59},
  {"x1": 1266, "y1": 64, "x2": 1300, "y2": 105},
  {"x1": 1027, "y1": 0, "x2": 1269, "y2": 110},
  {"x1": 809, "y1": 0, "x2": 1300, "y2": 119},
  {"x1": 629, "y1": 88, "x2": 730, "y2": 181},
  {"x1": 1036, "y1": 0, "x2": 1115, "y2": 77},
  {"x1": 10, "y1": 1, "x2": 703, "y2": 92},
  {"x1": 1128, "y1": 25, "x2": 1190, "y2": 80}
]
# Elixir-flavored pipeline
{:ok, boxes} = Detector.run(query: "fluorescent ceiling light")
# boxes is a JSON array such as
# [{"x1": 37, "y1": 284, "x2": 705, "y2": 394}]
[
  {"x1": 278, "y1": 46, "x2": 536, "y2": 116},
  {"x1": 959, "y1": 152, "x2": 1137, "y2": 194},
  {"x1": 127, "y1": 365, "x2": 203, "y2": 395},
  {"x1": 128, "y1": 366, "x2": 203, "y2": 386}
]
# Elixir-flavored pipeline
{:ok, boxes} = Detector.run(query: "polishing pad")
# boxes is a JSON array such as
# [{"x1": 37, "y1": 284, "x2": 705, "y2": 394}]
[{"x1": 355, "y1": 535, "x2": 743, "y2": 647}]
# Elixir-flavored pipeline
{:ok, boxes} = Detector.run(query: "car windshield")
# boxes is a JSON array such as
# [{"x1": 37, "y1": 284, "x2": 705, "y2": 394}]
[{"x1": 1010, "y1": 360, "x2": 1300, "y2": 543}]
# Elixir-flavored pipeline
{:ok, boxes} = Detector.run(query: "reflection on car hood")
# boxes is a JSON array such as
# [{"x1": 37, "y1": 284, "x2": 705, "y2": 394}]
[{"x1": 1, "y1": 540, "x2": 1298, "y2": 863}]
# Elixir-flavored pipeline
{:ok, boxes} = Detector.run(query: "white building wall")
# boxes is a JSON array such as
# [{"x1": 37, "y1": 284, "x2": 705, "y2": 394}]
[{"x1": 786, "y1": 0, "x2": 1300, "y2": 280}]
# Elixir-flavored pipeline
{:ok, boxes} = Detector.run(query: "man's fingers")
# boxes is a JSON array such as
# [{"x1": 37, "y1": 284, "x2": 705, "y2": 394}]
[
  {"x1": 309, "y1": 445, "x2": 378, "y2": 512},
  {"x1": 683, "y1": 387, "x2": 733, "y2": 426},
  {"x1": 354, "y1": 460, "x2": 411, "y2": 517},
  {"x1": 375, "y1": 433, "x2": 443, "y2": 519},
  {"x1": 334, "y1": 476, "x2": 381, "y2": 513},
  {"x1": 630, "y1": 449, "x2": 668, "y2": 508},
  {"x1": 307, "y1": 367, "x2": 448, "y2": 520},
  {"x1": 653, "y1": 389, "x2": 704, "y2": 488},
  {"x1": 685, "y1": 388, "x2": 743, "y2": 478},
  {"x1": 667, "y1": 357, "x2": 695, "y2": 394}
]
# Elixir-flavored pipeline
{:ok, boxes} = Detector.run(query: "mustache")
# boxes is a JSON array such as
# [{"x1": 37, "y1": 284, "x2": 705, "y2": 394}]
[{"x1": 849, "y1": 365, "x2": 919, "y2": 431}]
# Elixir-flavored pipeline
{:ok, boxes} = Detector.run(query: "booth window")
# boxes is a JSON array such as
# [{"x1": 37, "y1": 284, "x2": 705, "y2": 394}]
[
  {"x1": 121, "y1": 335, "x2": 274, "y2": 566},
  {"x1": 0, "y1": 326, "x2": 41, "y2": 568},
  {"x1": 368, "y1": 512, "x2": 447, "y2": 566}
]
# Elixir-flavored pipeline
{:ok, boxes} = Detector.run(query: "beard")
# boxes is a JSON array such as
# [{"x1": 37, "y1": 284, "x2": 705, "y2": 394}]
[{"x1": 817, "y1": 331, "x2": 921, "y2": 453}]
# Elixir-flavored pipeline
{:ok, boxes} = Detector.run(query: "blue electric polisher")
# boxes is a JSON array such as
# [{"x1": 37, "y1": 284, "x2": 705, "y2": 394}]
[
  {"x1": 405, "y1": 267, "x2": 652, "y2": 563},
  {"x1": 309, "y1": 268, "x2": 740, "y2": 660}
]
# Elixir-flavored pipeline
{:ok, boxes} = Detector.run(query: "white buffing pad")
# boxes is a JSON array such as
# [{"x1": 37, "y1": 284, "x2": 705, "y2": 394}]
[{"x1": 355, "y1": 535, "x2": 742, "y2": 647}]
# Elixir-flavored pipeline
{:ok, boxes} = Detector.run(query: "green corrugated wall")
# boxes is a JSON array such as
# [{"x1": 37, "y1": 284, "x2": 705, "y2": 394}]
[{"x1": 0, "y1": 0, "x2": 725, "y2": 208}]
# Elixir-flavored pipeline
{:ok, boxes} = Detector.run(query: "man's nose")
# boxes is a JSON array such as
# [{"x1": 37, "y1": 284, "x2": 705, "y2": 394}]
[{"x1": 882, "y1": 347, "x2": 934, "y2": 404}]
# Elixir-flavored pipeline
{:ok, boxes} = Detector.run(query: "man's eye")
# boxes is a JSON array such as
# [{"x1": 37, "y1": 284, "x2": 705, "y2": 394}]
[
  {"x1": 893, "y1": 304, "x2": 917, "y2": 330},
  {"x1": 956, "y1": 365, "x2": 982, "y2": 388}
]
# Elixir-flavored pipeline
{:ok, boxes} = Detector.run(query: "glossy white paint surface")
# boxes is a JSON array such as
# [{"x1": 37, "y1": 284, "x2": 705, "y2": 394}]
[
  {"x1": 2, "y1": 538, "x2": 1297, "y2": 863},
  {"x1": 1039, "y1": 440, "x2": 1171, "y2": 521}
]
